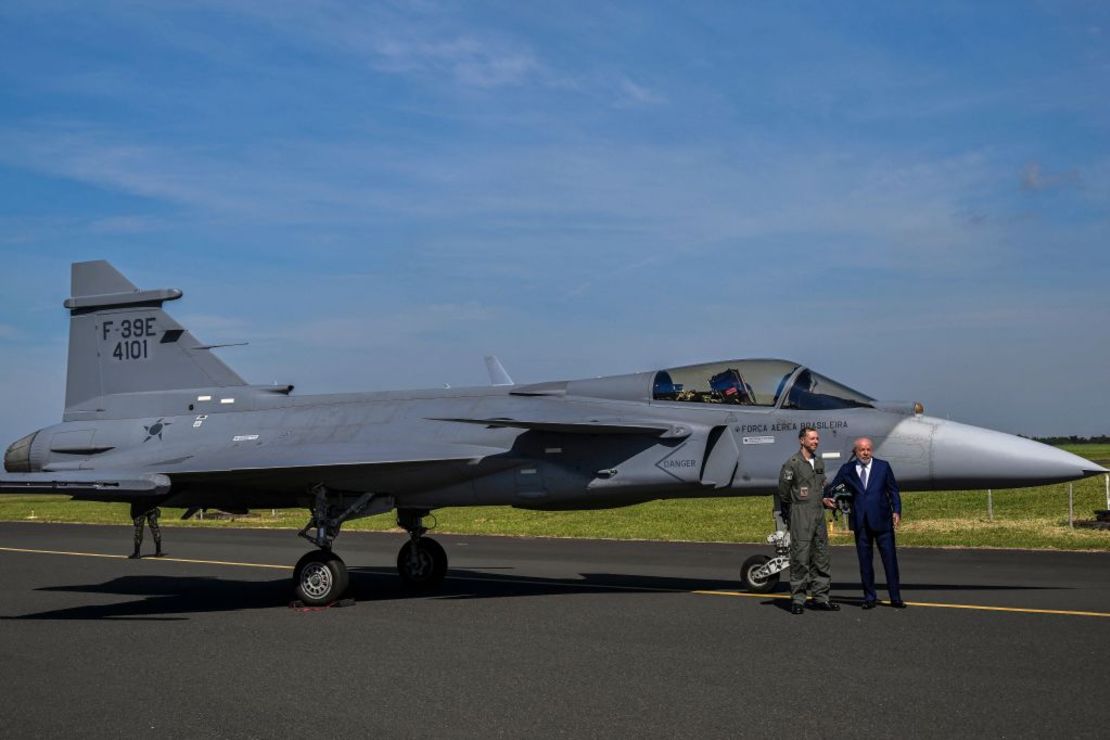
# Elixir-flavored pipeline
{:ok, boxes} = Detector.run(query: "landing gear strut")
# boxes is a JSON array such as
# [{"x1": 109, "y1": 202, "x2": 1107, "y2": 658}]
[
  {"x1": 740, "y1": 528, "x2": 791, "y2": 594},
  {"x1": 293, "y1": 484, "x2": 391, "y2": 605},
  {"x1": 290, "y1": 488, "x2": 448, "y2": 603},
  {"x1": 396, "y1": 508, "x2": 448, "y2": 589}
]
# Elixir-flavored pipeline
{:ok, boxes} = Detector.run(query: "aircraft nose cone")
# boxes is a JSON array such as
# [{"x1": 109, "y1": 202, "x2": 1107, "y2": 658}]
[{"x1": 930, "y1": 418, "x2": 1107, "y2": 488}]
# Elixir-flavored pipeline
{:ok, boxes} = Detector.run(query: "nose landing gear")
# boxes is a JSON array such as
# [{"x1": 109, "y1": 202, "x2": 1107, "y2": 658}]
[
  {"x1": 740, "y1": 529, "x2": 791, "y2": 594},
  {"x1": 396, "y1": 508, "x2": 448, "y2": 590}
]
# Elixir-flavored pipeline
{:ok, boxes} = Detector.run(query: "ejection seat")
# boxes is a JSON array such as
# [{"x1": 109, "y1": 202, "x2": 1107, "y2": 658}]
[{"x1": 709, "y1": 368, "x2": 754, "y2": 404}]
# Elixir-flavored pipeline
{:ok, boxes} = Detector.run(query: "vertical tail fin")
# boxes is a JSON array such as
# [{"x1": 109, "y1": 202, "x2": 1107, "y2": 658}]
[
  {"x1": 484, "y1": 355, "x2": 514, "y2": 386},
  {"x1": 64, "y1": 261, "x2": 246, "y2": 410}
]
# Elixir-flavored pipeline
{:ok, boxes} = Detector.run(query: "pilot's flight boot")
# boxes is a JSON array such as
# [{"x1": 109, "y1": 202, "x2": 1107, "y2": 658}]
[
  {"x1": 128, "y1": 549, "x2": 141, "y2": 559},
  {"x1": 154, "y1": 546, "x2": 164, "y2": 557}
]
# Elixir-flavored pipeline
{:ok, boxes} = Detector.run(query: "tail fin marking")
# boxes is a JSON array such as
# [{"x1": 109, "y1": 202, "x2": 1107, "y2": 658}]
[{"x1": 64, "y1": 261, "x2": 246, "y2": 410}]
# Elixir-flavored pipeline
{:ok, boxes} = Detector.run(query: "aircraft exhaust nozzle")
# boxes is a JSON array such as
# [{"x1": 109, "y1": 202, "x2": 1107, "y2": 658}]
[{"x1": 928, "y1": 418, "x2": 1107, "y2": 489}]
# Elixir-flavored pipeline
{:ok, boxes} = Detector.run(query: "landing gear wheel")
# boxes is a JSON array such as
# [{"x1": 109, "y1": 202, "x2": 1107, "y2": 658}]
[
  {"x1": 740, "y1": 554, "x2": 779, "y2": 594},
  {"x1": 397, "y1": 537, "x2": 447, "y2": 590},
  {"x1": 294, "y1": 550, "x2": 348, "y2": 605}
]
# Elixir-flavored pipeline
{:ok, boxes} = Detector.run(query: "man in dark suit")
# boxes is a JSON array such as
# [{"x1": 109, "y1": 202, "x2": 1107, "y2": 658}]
[{"x1": 826, "y1": 437, "x2": 906, "y2": 609}]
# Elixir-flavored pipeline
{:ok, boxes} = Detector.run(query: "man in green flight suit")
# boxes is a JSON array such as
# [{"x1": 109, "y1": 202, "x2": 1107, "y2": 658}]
[{"x1": 776, "y1": 426, "x2": 839, "y2": 615}]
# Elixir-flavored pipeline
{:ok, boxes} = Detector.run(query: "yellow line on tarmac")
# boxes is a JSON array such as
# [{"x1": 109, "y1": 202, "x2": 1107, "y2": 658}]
[
  {"x1": 0, "y1": 546, "x2": 292, "y2": 570},
  {"x1": 694, "y1": 589, "x2": 789, "y2": 601},
  {"x1": 0, "y1": 546, "x2": 130, "y2": 560},
  {"x1": 883, "y1": 600, "x2": 1110, "y2": 619},
  {"x1": 151, "y1": 556, "x2": 292, "y2": 570},
  {"x1": 692, "y1": 590, "x2": 1110, "y2": 619}
]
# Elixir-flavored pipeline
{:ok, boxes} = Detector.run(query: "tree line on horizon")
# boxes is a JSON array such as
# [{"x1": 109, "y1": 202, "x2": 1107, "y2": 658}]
[{"x1": 1029, "y1": 435, "x2": 1110, "y2": 445}]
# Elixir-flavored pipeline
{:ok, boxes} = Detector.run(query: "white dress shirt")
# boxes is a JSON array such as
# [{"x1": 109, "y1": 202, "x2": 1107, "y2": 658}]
[{"x1": 856, "y1": 460, "x2": 872, "y2": 488}]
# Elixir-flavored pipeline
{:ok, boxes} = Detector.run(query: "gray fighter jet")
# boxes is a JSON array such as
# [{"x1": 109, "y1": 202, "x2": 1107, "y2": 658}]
[{"x1": 2, "y1": 261, "x2": 1105, "y2": 604}]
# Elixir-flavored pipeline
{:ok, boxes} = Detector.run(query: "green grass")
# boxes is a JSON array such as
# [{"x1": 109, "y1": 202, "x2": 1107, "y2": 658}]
[
  {"x1": 1059, "y1": 442, "x2": 1110, "y2": 465},
  {"x1": 2, "y1": 446, "x2": 1108, "y2": 551}
]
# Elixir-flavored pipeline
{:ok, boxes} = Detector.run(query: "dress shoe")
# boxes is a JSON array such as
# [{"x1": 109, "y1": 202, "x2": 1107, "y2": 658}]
[
  {"x1": 810, "y1": 601, "x2": 840, "y2": 611},
  {"x1": 861, "y1": 600, "x2": 877, "y2": 610},
  {"x1": 890, "y1": 600, "x2": 908, "y2": 609},
  {"x1": 790, "y1": 603, "x2": 805, "y2": 615}
]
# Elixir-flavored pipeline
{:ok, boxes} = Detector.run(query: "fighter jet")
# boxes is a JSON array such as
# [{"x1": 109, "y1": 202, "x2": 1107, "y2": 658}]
[{"x1": 2, "y1": 261, "x2": 1104, "y2": 604}]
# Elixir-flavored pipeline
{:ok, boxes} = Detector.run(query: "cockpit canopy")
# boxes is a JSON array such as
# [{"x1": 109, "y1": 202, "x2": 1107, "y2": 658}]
[{"x1": 652, "y1": 359, "x2": 873, "y2": 410}]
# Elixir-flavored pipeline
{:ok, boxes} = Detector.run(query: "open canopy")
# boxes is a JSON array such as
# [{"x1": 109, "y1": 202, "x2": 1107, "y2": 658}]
[{"x1": 651, "y1": 359, "x2": 874, "y2": 410}]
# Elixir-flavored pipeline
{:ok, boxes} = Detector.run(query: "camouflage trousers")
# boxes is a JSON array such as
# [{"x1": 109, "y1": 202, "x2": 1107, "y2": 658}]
[{"x1": 131, "y1": 506, "x2": 162, "y2": 551}]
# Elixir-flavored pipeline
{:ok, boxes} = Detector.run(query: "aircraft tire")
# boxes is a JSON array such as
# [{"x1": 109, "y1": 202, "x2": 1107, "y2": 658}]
[
  {"x1": 294, "y1": 550, "x2": 348, "y2": 606},
  {"x1": 740, "y1": 554, "x2": 779, "y2": 594},
  {"x1": 397, "y1": 538, "x2": 448, "y2": 590}
]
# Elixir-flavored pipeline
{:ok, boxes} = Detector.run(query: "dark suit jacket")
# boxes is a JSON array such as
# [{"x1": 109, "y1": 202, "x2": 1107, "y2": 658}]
[{"x1": 826, "y1": 457, "x2": 901, "y2": 533}]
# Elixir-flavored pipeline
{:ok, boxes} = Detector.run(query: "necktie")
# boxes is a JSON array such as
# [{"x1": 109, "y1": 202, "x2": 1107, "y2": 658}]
[{"x1": 860, "y1": 464, "x2": 869, "y2": 490}]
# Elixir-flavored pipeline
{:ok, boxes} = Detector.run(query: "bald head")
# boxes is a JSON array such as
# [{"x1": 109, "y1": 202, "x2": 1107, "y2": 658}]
[{"x1": 854, "y1": 437, "x2": 874, "y2": 463}]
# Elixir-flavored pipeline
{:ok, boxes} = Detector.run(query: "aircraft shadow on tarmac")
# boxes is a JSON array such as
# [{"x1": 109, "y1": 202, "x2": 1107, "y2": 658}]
[
  {"x1": 4, "y1": 568, "x2": 728, "y2": 620},
  {"x1": 3, "y1": 568, "x2": 1066, "y2": 621}
]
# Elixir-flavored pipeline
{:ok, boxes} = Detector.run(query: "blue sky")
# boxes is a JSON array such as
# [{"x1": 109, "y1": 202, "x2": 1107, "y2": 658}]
[{"x1": 1, "y1": 1, "x2": 1108, "y2": 443}]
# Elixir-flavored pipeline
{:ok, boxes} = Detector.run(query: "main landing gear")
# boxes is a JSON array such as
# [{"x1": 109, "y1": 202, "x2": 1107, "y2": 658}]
[
  {"x1": 294, "y1": 549, "x2": 348, "y2": 606},
  {"x1": 292, "y1": 486, "x2": 448, "y2": 605},
  {"x1": 294, "y1": 485, "x2": 383, "y2": 606}
]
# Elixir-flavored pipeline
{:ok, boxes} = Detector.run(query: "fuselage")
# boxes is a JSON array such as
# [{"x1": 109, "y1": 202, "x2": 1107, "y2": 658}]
[{"x1": 6, "y1": 362, "x2": 1102, "y2": 513}]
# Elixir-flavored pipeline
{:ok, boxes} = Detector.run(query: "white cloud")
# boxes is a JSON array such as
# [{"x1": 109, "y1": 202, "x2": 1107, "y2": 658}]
[
  {"x1": 87, "y1": 215, "x2": 166, "y2": 235},
  {"x1": 202, "y1": 1, "x2": 544, "y2": 90},
  {"x1": 613, "y1": 78, "x2": 666, "y2": 107},
  {"x1": 1020, "y1": 161, "x2": 1080, "y2": 191},
  {"x1": 0, "y1": 126, "x2": 392, "y2": 221},
  {"x1": 372, "y1": 35, "x2": 539, "y2": 87},
  {"x1": 0, "y1": 120, "x2": 1025, "y2": 281},
  {"x1": 255, "y1": 302, "x2": 498, "y2": 349}
]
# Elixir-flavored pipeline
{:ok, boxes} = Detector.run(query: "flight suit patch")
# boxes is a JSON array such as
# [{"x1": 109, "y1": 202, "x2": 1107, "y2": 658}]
[
  {"x1": 799, "y1": 486, "x2": 809, "y2": 499},
  {"x1": 784, "y1": 470, "x2": 794, "y2": 481}
]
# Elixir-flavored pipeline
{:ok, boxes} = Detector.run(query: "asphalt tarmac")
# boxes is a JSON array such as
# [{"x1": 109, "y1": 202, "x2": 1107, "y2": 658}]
[{"x1": 1, "y1": 522, "x2": 1107, "y2": 738}]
